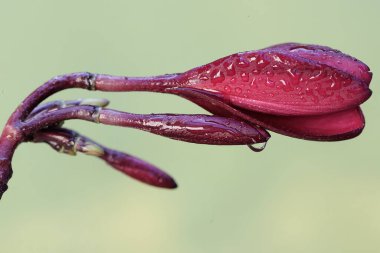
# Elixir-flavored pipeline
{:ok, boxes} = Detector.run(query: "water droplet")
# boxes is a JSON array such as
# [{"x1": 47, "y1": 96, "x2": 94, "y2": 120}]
[
  {"x1": 249, "y1": 77, "x2": 258, "y2": 88},
  {"x1": 236, "y1": 57, "x2": 250, "y2": 68},
  {"x1": 266, "y1": 78, "x2": 275, "y2": 87},
  {"x1": 235, "y1": 87, "x2": 242, "y2": 94},
  {"x1": 199, "y1": 74, "x2": 209, "y2": 81},
  {"x1": 210, "y1": 69, "x2": 225, "y2": 84},
  {"x1": 224, "y1": 85, "x2": 231, "y2": 92},
  {"x1": 223, "y1": 61, "x2": 236, "y2": 76},
  {"x1": 240, "y1": 72, "x2": 249, "y2": 82},
  {"x1": 230, "y1": 77, "x2": 237, "y2": 84},
  {"x1": 273, "y1": 55, "x2": 283, "y2": 62},
  {"x1": 266, "y1": 70, "x2": 274, "y2": 77},
  {"x1": 248, "y1": 142, "x2": 267, "y2": 152},
  {"x1": 277, "y1": 79, "x2": 292, "y2": 92}
]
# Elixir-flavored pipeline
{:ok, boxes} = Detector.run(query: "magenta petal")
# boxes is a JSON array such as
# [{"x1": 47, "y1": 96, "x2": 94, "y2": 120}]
[
  {"x1": 181, "y1": 46, "x2": 371, "y2": 116},
  {"x1": 265, "y1": 43, "x2": 373, "y2": 85},
  {"x1": 244, "y1": 107, "x2": 365, "y2": 141},
  {"x1": 167, "y1": 87, "x2": 364, "y2": 141}
]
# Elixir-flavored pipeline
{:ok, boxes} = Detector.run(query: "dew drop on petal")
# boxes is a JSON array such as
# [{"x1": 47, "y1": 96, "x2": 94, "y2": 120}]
[
  {"x1": 236, "y1": 58, "x2": 250, "y2": 68},
  {"x1": 241, "y1": 72, "x2": 249, "y2": 82},
  {"x1": 199, "y1": 74, "x2": 209, "y2": 81},
  {"x1": 210, "y1": 69, "x2": 225, "y2": 84},
  {"x1": 266, "y1": 70, "x2": 274, "y2": 77},
  {"x1": 266, "y1": 78, "x2": 275, "y2": 87}
]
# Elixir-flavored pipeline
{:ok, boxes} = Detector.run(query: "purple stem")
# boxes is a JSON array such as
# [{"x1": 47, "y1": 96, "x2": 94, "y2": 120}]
[
  {"x1": 0, "y1": 71, "x2": 188, "y2": 198},
  {"x1": 9, "y1": 72, "x2": 182, "y2": 124}
]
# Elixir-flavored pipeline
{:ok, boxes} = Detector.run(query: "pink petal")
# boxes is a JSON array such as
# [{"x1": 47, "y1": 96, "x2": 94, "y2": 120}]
[
  {"x1": 244, "y1": 107, "x2": 365, "y2": 141},
  {"x1": 265, "y1": 43, "x2": 372, "y2": 85},
  {"x1": 181, "y1": 46, "x2": 371, "y2": 116},
  {"x1": 167, "y1": 87, "x2": 365, "y2": 141}
]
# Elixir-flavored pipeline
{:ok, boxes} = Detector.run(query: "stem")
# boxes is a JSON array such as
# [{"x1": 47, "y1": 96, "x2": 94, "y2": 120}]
[
  {"x1": 0, "y1": 72, "x2": 183, "y2": 197},
  {"x1": 0, "y1": 125, "x2": 22, "y2": 198},
  {"x1": 93, "y1": 73, "x2": 181, "y2": 92},
  {"x1": 9, "y1": 72, "x2": 181, "y2": 124},
  {"x1": 9, "y1": 73, "x2": 92, "y2": 123}
]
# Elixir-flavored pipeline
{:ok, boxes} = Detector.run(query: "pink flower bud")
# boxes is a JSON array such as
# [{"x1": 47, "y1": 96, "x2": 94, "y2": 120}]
[{"x1": 167, "y1": 43, "x2": 372, "y2": 141}]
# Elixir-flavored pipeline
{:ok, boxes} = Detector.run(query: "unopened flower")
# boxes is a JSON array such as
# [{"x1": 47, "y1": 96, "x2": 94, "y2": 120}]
[
  {"x1": 167, "y1": 43, "x2": 372, "y2": 140},
  {"x1": 0, "y1": 42, "x2": 373, "y2": 199}
]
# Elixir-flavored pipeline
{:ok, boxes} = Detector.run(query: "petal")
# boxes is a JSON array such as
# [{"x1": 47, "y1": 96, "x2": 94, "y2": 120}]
[
  {"x1": 168, "y1": 87, "x2": 365, "y2": 141},
  {"x1": 265, "y1": 43, "x2": 373, "y2": 85},
  {"x1": 243, "y1": 107, "x2": 365, "y2": 141},
  {"x1": 181, "y1": 45, "x2": 371, "y2": 116}
]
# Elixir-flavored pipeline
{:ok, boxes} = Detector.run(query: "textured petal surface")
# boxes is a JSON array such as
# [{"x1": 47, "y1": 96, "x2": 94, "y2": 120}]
[
  {"x1": 168, "y1": 87, "x2": 365, "y2": 141},
  {"x1": 265, "y1": 43, "x2": 372, "y2": 85},
  {"x1": 180, "y1": 45, "x2": 371, "y2": 116},
  {"x1": 242, "y1": 107, "x2": 365, "y2": 141}
]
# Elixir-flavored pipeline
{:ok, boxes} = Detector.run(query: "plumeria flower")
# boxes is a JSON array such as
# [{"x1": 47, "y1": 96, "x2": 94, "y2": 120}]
[{"x1": 0, "y1": 43, "x2": 372, "y2": 199}]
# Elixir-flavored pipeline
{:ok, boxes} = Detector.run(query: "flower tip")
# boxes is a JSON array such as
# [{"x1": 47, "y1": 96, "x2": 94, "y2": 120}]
[{"x1": 160, "y1": 177, "x2": 178, "y2": 189}]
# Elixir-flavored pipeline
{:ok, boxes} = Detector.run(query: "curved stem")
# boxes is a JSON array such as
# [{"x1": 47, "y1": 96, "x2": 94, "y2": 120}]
[
  {"x1": 0, "y1": 72, "x2": 183, "y2": 197},
  {"x1": 10, "y1": 72, "x2": 182, "y2": 124},
  {"x1": 9, "y1": 73, "x2": 92, "y2": 124},
  {"x1": 0, "y1": 126, "x2": 23, "y2": 199}
]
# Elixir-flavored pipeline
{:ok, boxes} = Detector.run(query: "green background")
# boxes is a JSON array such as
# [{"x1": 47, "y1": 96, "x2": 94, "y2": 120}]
[{"x1": 0, "y1": 0, "x2": 379, "y2": 252}]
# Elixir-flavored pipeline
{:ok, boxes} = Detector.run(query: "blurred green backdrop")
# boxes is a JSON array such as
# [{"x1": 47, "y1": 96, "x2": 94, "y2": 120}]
[{"x1": 0, "y1": 0, "x2": 379, "y2": 252}]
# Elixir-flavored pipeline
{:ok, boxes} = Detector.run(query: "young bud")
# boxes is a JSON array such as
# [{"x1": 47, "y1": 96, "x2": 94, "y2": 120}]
[{"x1": 32, "y1": 128, "x2": 176, "y2": 189}]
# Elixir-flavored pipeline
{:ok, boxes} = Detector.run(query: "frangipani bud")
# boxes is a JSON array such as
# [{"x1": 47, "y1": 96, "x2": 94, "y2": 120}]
[
  {"x1": 181, "y1": 43, "x2": 372, "y2": 116},
  {"x1": 32, "y1": 128, "x2": 177, "y2": 189},
  {"x1": 98, "y1": 110, "x2": 270, "y2": 145}
]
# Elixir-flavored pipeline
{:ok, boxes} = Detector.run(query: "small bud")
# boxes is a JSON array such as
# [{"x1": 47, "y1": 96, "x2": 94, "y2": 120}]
[{"x1": 32, "y1": 128, "x2": 177, "y2": 189}]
